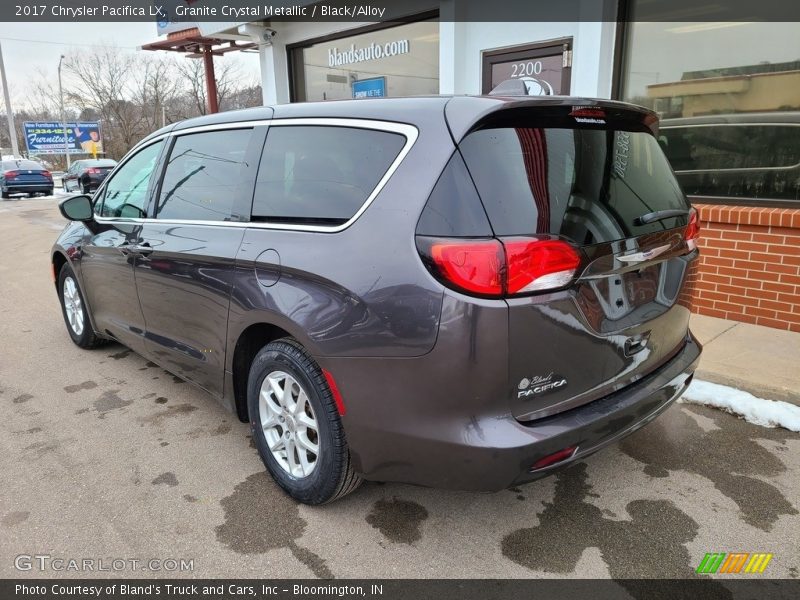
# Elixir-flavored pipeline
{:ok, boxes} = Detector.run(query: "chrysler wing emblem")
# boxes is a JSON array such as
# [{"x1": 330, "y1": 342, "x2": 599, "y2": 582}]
[{"x1": 617, "y1": 244, "x2": 671, "y2": 263}]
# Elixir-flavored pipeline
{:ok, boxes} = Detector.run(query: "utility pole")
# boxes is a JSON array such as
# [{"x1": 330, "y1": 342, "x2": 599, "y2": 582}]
[
  {"x1": 58, "y1": 55, "x2": 71, "y2": 169},
  {"x1": 0, "y1": 42, "x2": 20, "y2": 157}
]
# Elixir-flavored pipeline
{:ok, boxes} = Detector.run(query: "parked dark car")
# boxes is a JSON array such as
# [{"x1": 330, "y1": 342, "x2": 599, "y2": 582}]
[
  {"x1": 1, "y1": 159, "x2": 53, "y2": 198},
  {"x1": 52, "y1": 96, "x2": 701, "y2": 504},
  {"x1": 62, "y1": 159, "x2": 117, "y2": 194}
]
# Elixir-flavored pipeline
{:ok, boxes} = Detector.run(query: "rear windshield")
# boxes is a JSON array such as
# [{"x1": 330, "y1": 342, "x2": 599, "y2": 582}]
[
  {"x1": 459, "y1": 127, "x2": 689, "y2": 245},
  {"x1": 4, "y1": 160, "x2": 44, "y2": 171}
]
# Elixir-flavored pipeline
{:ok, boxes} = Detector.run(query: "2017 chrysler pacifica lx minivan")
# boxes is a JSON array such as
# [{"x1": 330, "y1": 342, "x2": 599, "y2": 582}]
[{"x1": 52, "y1": 95, "x2": 702, "y2": 504}]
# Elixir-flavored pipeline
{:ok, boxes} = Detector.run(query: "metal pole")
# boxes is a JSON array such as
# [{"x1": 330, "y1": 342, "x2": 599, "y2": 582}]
[
  {"x1": 0, "y1": 42, "x2": 20, "y2": 157},
  {"x1": 58, "y1": 55, "x2": 71, "y2": 169},
  {"x1": 203, "y1": 46, "x2": 219, "y2": 114}
]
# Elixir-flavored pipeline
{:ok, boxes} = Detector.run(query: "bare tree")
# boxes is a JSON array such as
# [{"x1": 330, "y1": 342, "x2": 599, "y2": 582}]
[
  {"x1": 14, "y1": 46, "x2": 263, "y2": 159},
  {"x1": 173, "y1": 56, "x2": 258, "y2": 117}
]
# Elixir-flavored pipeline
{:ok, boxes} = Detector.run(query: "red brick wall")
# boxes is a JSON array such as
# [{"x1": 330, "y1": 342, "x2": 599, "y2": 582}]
[{"x1": 681, "y1": 203, "x2": 800, "y2": 332}]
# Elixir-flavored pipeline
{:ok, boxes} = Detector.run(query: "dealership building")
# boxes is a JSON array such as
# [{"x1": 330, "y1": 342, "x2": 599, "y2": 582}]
[{"x1": 153, "y1": 0, "x2": 800, "y2": 332}]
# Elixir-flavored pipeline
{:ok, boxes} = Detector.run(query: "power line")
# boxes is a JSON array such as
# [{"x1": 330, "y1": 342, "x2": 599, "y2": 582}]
[{"x1": 0, "y1": 36, "x2": 138, "y2": 50}]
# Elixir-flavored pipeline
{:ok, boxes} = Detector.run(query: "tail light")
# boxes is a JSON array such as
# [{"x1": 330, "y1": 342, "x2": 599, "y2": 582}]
[
  {"x1": 684, "y1": 207, "x2": 700, "y2": 250},
  {"x1": 86, "y1": 168, "x2": 100, "y2": 174},
  {"x1": 418, "y1": 236, "x2": 582, "y2": 298},
  {"x1": 42, "y1": 170, "x2": 52, "y2": 179},
  {"x1": 4, "y1": 170, "x2": 19, "y2": 179}
]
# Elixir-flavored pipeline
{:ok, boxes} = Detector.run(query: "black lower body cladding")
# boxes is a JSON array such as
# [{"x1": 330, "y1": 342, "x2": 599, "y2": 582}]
[{"x1": 319, "y1": 293, "x2": 701, "y2": 492}]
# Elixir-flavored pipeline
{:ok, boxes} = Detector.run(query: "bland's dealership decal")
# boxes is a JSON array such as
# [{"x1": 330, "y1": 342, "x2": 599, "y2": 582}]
[
  {"x1": 518, "y1": 373, "x2": 568, "y2": 398},
  {"x1": 329, "y1": 40, "x2": 410, "y2": 67}
]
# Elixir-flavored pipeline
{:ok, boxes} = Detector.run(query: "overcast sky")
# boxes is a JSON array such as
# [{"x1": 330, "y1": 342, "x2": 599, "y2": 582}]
[{"x1": 0, "y1": 22, "x2": 261, "y2": 107}]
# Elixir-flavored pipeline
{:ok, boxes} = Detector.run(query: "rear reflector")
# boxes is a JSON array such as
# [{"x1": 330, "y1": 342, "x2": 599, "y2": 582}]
[
  {"x1": 322, "y1": 369, "x2": 346, "y2": 416},
  {"x1": 419, "y1": 236, "x2": 581, "y2": 298},
  {"x1": 531, "y1": 445, "x2": 578, "y2": 471},
  {"x1": 684, "y1": 207, "x2": 700, "y2": 251}
]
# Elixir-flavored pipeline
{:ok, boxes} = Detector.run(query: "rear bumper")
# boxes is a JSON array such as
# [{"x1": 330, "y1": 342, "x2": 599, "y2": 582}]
[
  {"x1": 330, "y1": 330, "x2": 701, "y2": 492},
  {"x1": 3, "y1": 182, "x2": 52, "y2": 192}
]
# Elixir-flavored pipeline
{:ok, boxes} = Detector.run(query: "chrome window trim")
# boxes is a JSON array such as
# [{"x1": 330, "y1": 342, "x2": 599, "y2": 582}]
[{"x1": 93, "y1": 117, "x2": 419, "y2": 233}]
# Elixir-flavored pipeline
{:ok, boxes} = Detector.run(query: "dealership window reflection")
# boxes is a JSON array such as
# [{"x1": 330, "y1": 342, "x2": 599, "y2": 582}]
[
  {"x1": 291, "y1": 20, "x2": 439, "y2": 102},
  {"x1": 621, "y1": 20, "x2": 800, "y2": 204}
]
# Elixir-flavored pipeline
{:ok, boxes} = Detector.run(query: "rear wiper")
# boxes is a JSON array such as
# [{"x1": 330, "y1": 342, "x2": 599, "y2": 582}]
[{"x1": 635, "y1": 209, "x2": 689, "y2": 226}]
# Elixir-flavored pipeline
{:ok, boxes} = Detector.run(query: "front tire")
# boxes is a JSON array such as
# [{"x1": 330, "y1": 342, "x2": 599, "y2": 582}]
[
  {"x1": 57, "y1": 264, "x2": 106, "y2": 349},
  {"x1": 248, "y1": 339, "x2": 361, "y2": 504}
]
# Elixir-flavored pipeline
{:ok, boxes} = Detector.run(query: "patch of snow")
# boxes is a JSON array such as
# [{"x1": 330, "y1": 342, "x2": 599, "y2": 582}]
[{"x1": 679, "y1": 379, "x2": 800, "y2": 432}]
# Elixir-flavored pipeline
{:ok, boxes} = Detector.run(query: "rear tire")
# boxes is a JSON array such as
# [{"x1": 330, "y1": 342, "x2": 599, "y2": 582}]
[
  {"x1": 247, "y1": 338, "x2": 361, "y2": 504},
  {"x1": 1, "y1": 191, "x2": 8, "y2": 199},
  {"x1": 82, "y1": 182, "x2": 91, "y2": 194},
  {"x1": 57, "y1": 264, "x2": 107, "y2": 349},
  {"x1": 45, "y1": 188, "x2": 53, "y2": 196}
]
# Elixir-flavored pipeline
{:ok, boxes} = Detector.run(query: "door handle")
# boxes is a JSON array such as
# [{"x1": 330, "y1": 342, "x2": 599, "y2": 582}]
[
  {"x1": 131, "y1": 242, "x2": 153, "y2": 256},
  {"x1": 119, "y1": 242, "x2": 153, "y2": 256}
]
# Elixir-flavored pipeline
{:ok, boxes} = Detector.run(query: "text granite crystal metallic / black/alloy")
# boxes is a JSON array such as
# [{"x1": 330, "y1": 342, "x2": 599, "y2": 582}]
[{"x1": 51, "y1": 94, "x2": 701, "y2": 505}]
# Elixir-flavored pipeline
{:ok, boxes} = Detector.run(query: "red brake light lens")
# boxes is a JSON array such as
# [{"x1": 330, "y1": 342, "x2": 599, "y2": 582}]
[
  {"x1": 684, "y1": 207, "x2": 700, "y2": 250},
  {"x1": 4, "y1": 170, "x2": 19, "y2": 178},
  {"x1": 430, "y1": 239, "x2": 504, "y2": 296},
  {"x1": 504, "y1": 239, "x2": 582, "y2": 294},
  {"x1": 420, "y1": 237, "x2": 581, "y2": 298},
  {"x1": 86, "y1": 168, "x2": 99, "y2": 174},
  {"x1": 42, "y1": 170, "x2": 52, "y2": 179}
]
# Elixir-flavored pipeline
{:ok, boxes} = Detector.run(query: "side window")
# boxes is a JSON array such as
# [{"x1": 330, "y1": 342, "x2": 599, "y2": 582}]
[
  {"x1": 252, "y1": 125, "x2": 406, "y2": 224},
  {"x1": 99, "y1": 141, "x2": 164, "y2": 218},
  {"x1": 156, "y1": 129, "x2": 253, "y2": 221}
]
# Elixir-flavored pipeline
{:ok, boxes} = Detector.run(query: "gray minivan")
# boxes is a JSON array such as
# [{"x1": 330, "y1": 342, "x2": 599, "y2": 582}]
[{"x1": 52, "y1": 96, "x2": 701, "y2": 504}]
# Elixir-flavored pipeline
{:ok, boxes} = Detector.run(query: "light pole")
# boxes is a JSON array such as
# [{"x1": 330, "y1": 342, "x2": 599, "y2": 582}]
[
  {"x1": 58, "y1": 55, "x2": 70, "y2": 169},
  {"x1": 0, "y1": 41, "x2": 20, "y2": 157}
]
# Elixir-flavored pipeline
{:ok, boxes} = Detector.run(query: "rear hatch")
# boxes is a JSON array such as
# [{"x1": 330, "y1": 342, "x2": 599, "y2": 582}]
[
  {"x1": 436, "y1": 101, "x2": 698, "y2": 421},
  {"x1": 7, "y1": 161, "x2": 51, "y2": 185}
]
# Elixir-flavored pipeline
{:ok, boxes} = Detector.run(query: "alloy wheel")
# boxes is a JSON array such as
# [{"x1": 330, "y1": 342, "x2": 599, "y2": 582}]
[
  {"x1": 259, "y1": 370, "x2": 320, "y2": 478},
  {"x1": 62, "y1": 276, "x2": 85, "y2": 336}
]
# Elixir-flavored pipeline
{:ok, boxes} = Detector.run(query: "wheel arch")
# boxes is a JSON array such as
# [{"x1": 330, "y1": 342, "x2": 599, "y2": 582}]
[
  {"x1": 230, "y1": 321, "x2": 307, "y2": 423},
  {"x1": 51, "y1": 250, "x2": 69, "y2": 289}
]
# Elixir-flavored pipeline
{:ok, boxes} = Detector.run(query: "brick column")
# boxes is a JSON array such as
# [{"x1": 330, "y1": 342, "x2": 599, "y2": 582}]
[{"x1": 681, "y1": 204, "x2": 800, "y2": 332}]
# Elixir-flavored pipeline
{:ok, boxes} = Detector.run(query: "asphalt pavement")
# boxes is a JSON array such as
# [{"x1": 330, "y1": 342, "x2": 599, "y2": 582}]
[{"x1": 1, "y1": 196, "x2": 798, "y2": 580}]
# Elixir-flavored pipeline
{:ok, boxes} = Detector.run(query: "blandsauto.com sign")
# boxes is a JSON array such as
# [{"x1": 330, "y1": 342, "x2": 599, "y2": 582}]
[{"x1": 328, "y1": 40, "x2": 410, "y2": 67}]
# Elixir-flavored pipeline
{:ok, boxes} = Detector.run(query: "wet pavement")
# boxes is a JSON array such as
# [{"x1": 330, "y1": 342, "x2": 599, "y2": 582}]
[{"x1": 1, "y1": 197, "x2": 799, "y2": 579}]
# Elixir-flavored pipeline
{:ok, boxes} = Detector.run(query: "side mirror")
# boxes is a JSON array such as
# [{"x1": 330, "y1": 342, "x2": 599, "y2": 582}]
[{"x1": 59, "y1": 194, "x2": 93, "y2": 222}]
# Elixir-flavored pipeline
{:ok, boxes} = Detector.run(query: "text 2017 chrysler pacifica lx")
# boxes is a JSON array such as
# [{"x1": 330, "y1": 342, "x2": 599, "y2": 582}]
[{"x1": 52, "y1": 95, "x2": 702, "y2": 504}]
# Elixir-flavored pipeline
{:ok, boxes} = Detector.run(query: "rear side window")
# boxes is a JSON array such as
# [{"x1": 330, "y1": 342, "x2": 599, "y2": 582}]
[
  {"x1": 416, "y1": 152, "x2": 492, "y2": 237},
  {"x1": 252, "y1": 125, "x2": 405, "y2": 224},
  {"x1": 156, "y1": 129, "x2": 253, "y2": 221},
  {"x1": 459, "y1": 127, "x2": 689, "y2": 245}
]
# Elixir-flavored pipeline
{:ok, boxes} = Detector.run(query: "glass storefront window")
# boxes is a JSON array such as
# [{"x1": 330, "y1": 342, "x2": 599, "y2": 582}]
[
  {"x1": 291, "y1": 20, "x2": 439, "y2": 102},
  {"x1": 621, "y1": 20, "x2": 800, "y2": 205}
]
